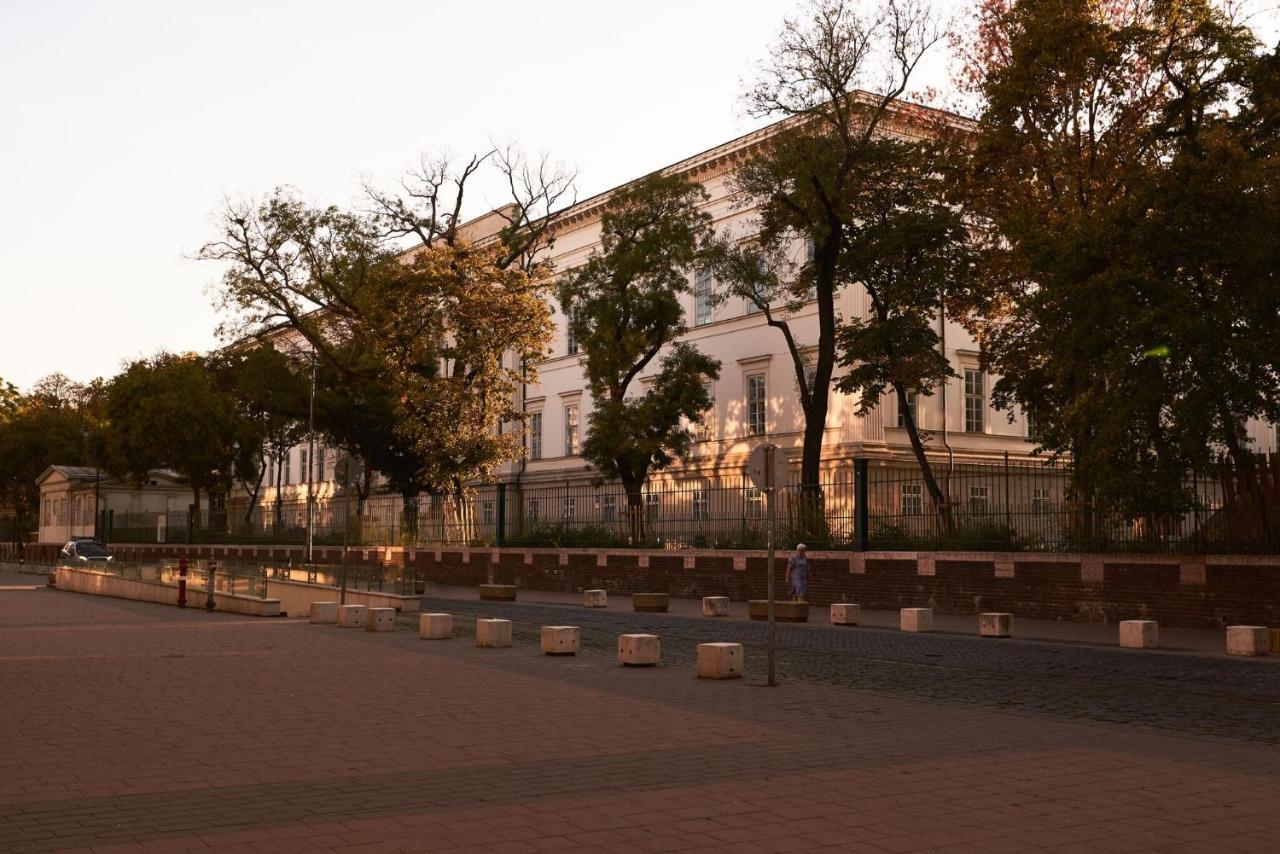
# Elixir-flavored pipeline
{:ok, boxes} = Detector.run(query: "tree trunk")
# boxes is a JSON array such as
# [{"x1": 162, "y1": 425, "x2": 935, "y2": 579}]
[
  {"x1": 620, "y1": 471, "x2": 646, "y2": 546},
  {"x1": 273, "y1": 456, "x2": 285, "y2": 532},
  {"x1": 402, "y1": 492, "x2": 419, "y2": 546},
  {"x1": 893, "y1": 382, "x2": 954, "y2": 534}
]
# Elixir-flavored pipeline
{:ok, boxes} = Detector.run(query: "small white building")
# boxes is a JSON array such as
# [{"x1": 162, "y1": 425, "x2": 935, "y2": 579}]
[{"x1": 36, "y1": 466, "x2": 191, "y2": 544}]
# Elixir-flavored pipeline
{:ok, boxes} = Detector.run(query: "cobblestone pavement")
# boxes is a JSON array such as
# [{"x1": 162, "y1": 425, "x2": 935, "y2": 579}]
[
  {"x1": 420, "y1": 597, "x2": 1280, "y2": 746},
  {"x1": 3, "y1": 577, "x2": 1280, "y2": 854}
]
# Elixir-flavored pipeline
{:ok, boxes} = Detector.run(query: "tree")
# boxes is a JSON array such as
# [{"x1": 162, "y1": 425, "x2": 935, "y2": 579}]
[
  {"x1": 312, "y1": 345, "x2": 433, "y2": 522},
  {"x1": 832, "y1": 138, "x2": 975, "y2": 529},
  {"x1": 556, "y1": 174, "x2": 722, "y2": 540},
  {"x1": 0, "y1": 377, "x2": 94, "y2": 538},
  {"x1": 957, "y1": 0, "x2": 1277, "y2": 523},
  {"x1": 102, "y1": 354, "x2": 244, "y2": 527},
  {"x1": 201, "y1": 149, "x2": 572, "y2": 504},
  {"x1": 717, "y1": 0, "x2": 947, "y2": 497},
  {"x1": 210, "y1": 345, "x2": 309, "y2": 527}
]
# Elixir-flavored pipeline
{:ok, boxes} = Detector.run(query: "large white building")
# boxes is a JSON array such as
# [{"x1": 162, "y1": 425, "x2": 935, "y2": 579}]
[{"x1": 245, "y1": 102, "x2": 1280, "y2": 541}]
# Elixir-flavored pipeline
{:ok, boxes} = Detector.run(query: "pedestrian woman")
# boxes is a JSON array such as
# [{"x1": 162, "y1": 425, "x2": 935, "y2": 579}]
[{"x1": 785, "y1": 543, "x2": 809, "y2": 601}]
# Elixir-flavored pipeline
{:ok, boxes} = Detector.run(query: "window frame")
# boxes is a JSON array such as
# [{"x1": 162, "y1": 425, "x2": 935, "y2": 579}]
[
  {"x1": 964, "y1": 369, "x2": 985, "y2": 434},
  {"x1": 746, "y1": 373, "x2": 767, "y2": 437}
]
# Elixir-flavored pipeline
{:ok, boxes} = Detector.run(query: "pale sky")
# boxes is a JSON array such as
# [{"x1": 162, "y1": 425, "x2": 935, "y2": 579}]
[{"x1": 1, "y1": 0, "x2": 1275, "y2": 391}]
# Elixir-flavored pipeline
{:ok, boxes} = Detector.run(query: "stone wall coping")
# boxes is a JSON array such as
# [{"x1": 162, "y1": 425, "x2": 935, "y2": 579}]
[
  {"x1": 58, "y1": 565, "x2": 281, "y2": 606},
  {"x1": 59, "y1": 543, "x2": 1280, "y2": 567}
]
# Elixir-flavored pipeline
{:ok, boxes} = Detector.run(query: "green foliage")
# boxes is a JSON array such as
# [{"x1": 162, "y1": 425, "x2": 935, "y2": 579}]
[
  {"x1": 101, "y1": 353, "x2": 243, "y2": 511},
  {"x1": 959, "y1": 0, "x2": 1279, "y2": 517},
  {"x1": 557, "y1": 174, "x2": 722, "y2": 506},
  {"x1": 210, "y1": 345, "x2": 309, "y2": 498},
  {"x1": 0, "y1": 377, "x2": 94, "y2": 531},
  {"x1": 718, "y1": 0, "x2": 946, "y2": 487}
]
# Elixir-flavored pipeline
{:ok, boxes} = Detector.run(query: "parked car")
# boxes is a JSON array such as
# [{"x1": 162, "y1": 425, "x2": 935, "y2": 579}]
[{"x1": 59, "y1": 538, "x2": 113, "y2": 565}]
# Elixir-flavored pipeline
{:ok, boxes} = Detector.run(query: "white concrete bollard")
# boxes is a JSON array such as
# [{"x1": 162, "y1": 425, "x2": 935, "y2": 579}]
[
  {"x1": 1119, "y1": 620, "x2": 1159, "y2": 649},
  {"x1": 979, "y1": 613, "x2": 1013, "y2": 638},
  {"x1": 366, "y1": 607, "x2": 396, "y2": 632},
  {"x1": 419, "y1": 613, "x2": 453, "y2": 640},
  {"x1": 337, "y1": 604, "x2": 368, "y2": 628},
  {"x1": 618, "y1": 633, "x2": 660, "y2": 666},
  {"x1": 702, "y1": 596, "x2": 730, "y2": 617},
  {"x1": 309, "y1": 601, "x2": 339, "y2": 625},
  {"x1": 900, "y1": 608, "x2": 933, "y2": 633},
  {"x1": 1226, "y1": 625, "x2": 1269, "y2": 656},
  {"x1": 696, "y1": 643, "x2": 745, "y2": 680},
  {"x1": 540, "y1": 625, "x2": 581, "y2": 655},
  {"x1": 583, "y1": 589, "x2": 608, "y2": 608},
  {"x1": 830, "y1": 603, "x2": 860, "y2": 626},
  {"x1": 476, "y1": 618, "x2": 512, "y2": 648}
]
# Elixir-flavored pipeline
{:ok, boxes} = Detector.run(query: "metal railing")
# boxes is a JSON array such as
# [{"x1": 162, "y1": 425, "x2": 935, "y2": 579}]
[{"x1": 86, "y1": 455, "x2": 1280, "y2": 554}]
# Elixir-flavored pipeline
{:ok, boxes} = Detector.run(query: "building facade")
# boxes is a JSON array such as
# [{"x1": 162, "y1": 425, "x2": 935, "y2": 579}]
[{"x1": 241, "y1": 104, "x2": 1280, "y2": 543}]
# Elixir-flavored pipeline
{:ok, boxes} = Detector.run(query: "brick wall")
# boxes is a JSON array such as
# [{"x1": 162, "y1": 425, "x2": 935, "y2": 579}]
[{"x1": 5, "y1": 542, "x2": 1276, "y2": 630}]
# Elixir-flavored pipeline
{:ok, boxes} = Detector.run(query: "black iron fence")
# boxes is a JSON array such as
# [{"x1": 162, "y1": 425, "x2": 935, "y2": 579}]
[{"x1": 87, "y1": 455, "x2": 1280, "y2": 554}]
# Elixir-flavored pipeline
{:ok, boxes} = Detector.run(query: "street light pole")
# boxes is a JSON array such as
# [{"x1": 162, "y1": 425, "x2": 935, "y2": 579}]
[
  {"x1": 93, "y1": 468, "x2": 101, "y2": 540},
  {"x1": 305, "y1": 355, "x2": 316, "y2": 564}
]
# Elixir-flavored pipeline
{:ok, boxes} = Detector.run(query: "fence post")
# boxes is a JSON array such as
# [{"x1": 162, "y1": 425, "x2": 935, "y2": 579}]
[
  {"x1": 495, "y1": 482, "x2": 507, "y2": 548},
  {"x1": 854, "y1": 458, "x2": 869, "y2": 552}
]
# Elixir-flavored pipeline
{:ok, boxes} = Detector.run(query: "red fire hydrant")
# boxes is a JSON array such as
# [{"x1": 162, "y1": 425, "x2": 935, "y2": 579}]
[{"x1": 177, "y1": 556, "x2": 188, "y2": 608}]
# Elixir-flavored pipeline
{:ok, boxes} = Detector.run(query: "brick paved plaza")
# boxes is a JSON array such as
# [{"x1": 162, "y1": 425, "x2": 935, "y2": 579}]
[{"x1": 3, "y1": 571, "x2": 1280, "y2": 853}]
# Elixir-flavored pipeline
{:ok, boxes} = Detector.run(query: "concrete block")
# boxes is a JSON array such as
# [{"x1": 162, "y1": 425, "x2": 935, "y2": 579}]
[
  {"x1": 618, "y1": 633, "x2": 660, "y2": 666},
  {"x1": 366, "y1": 607, "x2": 396, "y2": 632},
  {"x1": 696, "y1": 643, "x2": 744, "y2": 679},
  {"x1": 900, "y1": 608, "x2": 933, "y2": 633},
  {"x1": 419, "y1": 612, "x2": 453, "y2": 640},
  {"x1": 479, "y1": 583, "x2": 517, "y2": 601},
  {"x1": 702, "y1": 596, "x2": 730, "y2": 617},
  {"x1": 632, "y1": 592, "x2": 669, "y2": 613},
  {"x1": 476, "y1": 618, "x2": 513, "y2": 648},
  {"x1": 1119, "y1": 620, "x2": 1159, "y2": 649},
  {"x1": 309, "y1": 601, "x2": 338, "y2": 624},
  {"x1": 583, "y1": 589, "x2": 608, "y2": 608},
  {"x1": 979, "y1": 613, "x2": 1013, "y2": 638},
  {"x1": 337, "y1": 604, "x2": 368, "y2": 628},
  {"x1": 830, "y1": 603, "x2": 860, "y2": 626},
  {"x1": 748, "y1": 600, "x2": 809, "y2": 622},
  {"x1": 540, "y1": 625, "x2": 581, "y2": 655},
  {"x1": 1226, "y1": 625, "x2": 1269, "y2": 656}
]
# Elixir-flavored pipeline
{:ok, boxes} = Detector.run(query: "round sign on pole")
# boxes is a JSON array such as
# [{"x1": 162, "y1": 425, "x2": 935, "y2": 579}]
[{"x1": 746, "y1": 443, "x2": 790, "y2": 492}]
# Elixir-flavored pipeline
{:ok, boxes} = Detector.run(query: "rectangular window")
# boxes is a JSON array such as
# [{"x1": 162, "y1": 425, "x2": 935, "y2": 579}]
[
  {"x1": 964, "y1": 370, "x2": 985, "y2": 434},
  {"x1": 745, "y1": 486, "x2": 763, "y2": 520},
  {"x1": 803, "y1": 240, "x2": 818, "y2": 300},
  {"x1": 968, "y1": 485, "x2": 990, "y2": 516},
  {"x1": 300, "y1": 450, "x2": 309, "y2": 483},
  {"x1": 901, "y1": 483, "x2": 924, "y2": 516},
  {"x1": 645, "y1": 492, "x2": 661, "y2": 522},
  {"x1": 745, "y1": 257, "x2": 765, "y2": 315},
  {"x1": 268, "y1": 457, "x2": 276, "y2": 487},
  {"x1": 747, "y1": 374, "x2": 767, "y2": 436},
  {"x1": 564, "y1": 405, "x2": 579, "y2": 456},
  {"x1": 561, "y1": 496, "x2": 576, "y2": 520},
  {"x1": 1032, "y1": 488, "x2": 1051, "y2": 515},
  {"x1": 527, "y1": 498, "x2": 540, "y2": 521},
  {"x1": 1026, "y1": 411, "x2": 1038, "y2": 441},
  {"x1": 284, "y1": 453, "x2": 292, "y2": 486},
  {"x1": 697, "y1": 382, "x2": 714, "y2": 442},
  {"x1": 691, "y1": 482, "x2": 709, "y2": 521},
  {"x1": 601, "y1": 495, "x2": 616, "y2": 521},
  {"x1": 530, "y1": 412, "x2": 543, "y2": 461},
  {"x1": 482, "y1": 500, "x2": 494, "y2": 526},
  {"x1": 694, "y1": 268, "x2": 714, "y2": 326},
  {"x1": 566, "y1": 310, "x2": 579, "y2": 355},
  {"x1": 898, "y1": 390, "x2": 920, "y2": 428}
]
